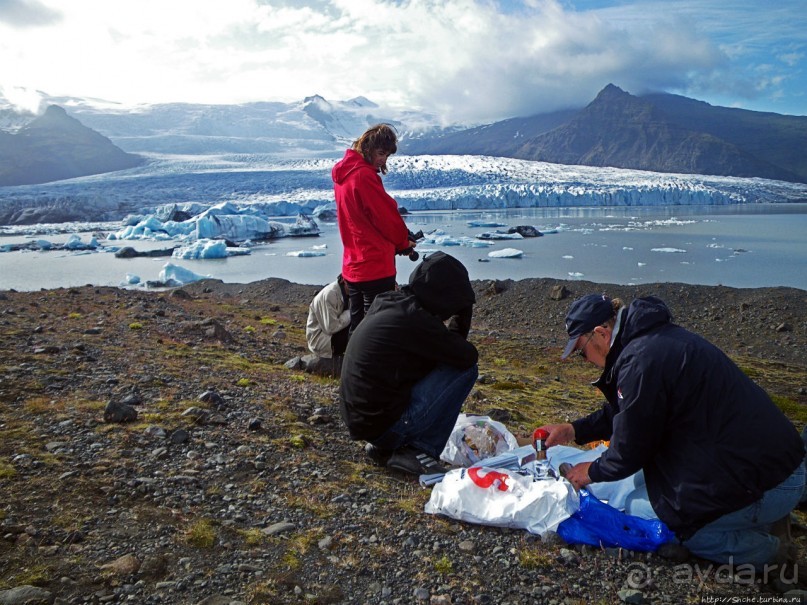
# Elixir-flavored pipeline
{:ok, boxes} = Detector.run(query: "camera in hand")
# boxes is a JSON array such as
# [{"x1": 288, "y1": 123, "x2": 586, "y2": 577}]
[{"x1": 399, "y1": 229, "x2": 425, "y2": 261}]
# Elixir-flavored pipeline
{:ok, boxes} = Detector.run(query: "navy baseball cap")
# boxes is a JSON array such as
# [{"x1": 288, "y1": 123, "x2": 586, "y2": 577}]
[{"x1": 561, "y1": 294, "x2": 614, "y2": 359}]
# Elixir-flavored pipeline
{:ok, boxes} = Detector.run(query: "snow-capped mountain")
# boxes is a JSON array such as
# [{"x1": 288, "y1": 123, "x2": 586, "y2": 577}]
[{"x1": 0, "y1": 92, "x2": 454, "y2": 157}]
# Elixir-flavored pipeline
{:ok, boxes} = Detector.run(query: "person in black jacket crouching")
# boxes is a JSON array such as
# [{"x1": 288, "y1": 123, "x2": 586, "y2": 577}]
[
  {"x1": 339, "y1": 251, "x2": 478, "y2": 476},
  {"x1": 538, "y1": 294, "x2": 805, "y2": 572}
]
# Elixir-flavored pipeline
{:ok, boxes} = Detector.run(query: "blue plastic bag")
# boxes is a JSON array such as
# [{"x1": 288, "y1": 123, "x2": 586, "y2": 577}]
[{"x1": 557, "y1": 490, "x2": 675, "y2": 551}]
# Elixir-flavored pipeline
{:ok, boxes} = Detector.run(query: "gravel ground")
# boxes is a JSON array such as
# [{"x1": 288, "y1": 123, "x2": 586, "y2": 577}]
[{"x1": 0, "y1": 277, "x2": 806, "y2": 605}]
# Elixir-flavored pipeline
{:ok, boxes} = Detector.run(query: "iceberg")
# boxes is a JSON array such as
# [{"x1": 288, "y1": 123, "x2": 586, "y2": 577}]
[
  {"x1": 172, "y1": 239, "x2": 252, "y2": 259},
  {"x1": 157, "y1": 262, "x2": 211, "y2": 286},
  {"x1": 286, "y1": 250, "x2": 327, "y2": 257},
  {"x1": 488, "y1": 248, "x2": 524, "y2": 258},
  {"x1": 108, "y1": 202, "x2": 320, "y2": 245},
  {"x1": 64, "y1": 235, "x2": 99, "y2": 250},
  {"x1": 477, "y1": 231, "x2": 524, "y2": 240}
]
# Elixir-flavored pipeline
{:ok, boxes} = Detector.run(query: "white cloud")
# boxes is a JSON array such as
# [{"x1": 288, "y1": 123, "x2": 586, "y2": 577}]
[
  {"x1": 0, "y1": 0, "x2": 61, "y2": 27},
  {"x1": 0, "y1": 0, "x2": 804, "y2": 121}
]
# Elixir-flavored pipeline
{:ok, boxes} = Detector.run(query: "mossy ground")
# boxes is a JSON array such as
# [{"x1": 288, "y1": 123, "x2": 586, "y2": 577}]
[{"x1": 1, "y1": 279, "x2": 805, "y2": 602}]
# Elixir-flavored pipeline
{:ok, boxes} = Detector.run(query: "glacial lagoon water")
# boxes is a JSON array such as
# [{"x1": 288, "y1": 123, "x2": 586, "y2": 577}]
[{"x1": 1, "y1": 203, "x2": 805, "y2": 292}]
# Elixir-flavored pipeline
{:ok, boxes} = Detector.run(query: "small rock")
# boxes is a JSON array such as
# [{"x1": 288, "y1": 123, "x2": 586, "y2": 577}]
[
  {"x1": 120, "y1": 393, "x2": 143, "y2": 406},
  {"x1": 458, "y1": 540, "x2": 475, "y2": 552},
  {"x1": 100, "y1": 553, "x2": 140, "y2": 575},
  {"x1": 540, "y1": 530, "x2": 565, "y2": 546},
  {"x1": 33, "y1": 346, "x2": 60, "y2": 355},
  {"x1": 549, "y1": 284, "x2": 570, "y2": 300},
  {"x1": 559, "y1": 548, "x2": 578, "y2": 564},
  {"x1": 618, "y1": 588, "x2": 645, "y2": 604},
  {"x1": 103, "y1": 401, "x2": 137, "y2": 423},
  {"x1": 198, "y1": 390, "x2": 225, "y2": 408},
  {"x1": 169, "y1": 429, "x2": 190, "y2": 444},
  {"x1": 181, "y1": 407, "x2": 209, "y2": 424},
  {"x1": 262, "y1": 521, "x2": 296, "y2": 536},
  {"x1": 170, "y1": 289, "x2": 192, "y2": 300},
  {"x1": 139, "y1": 554, "x2": 169, "y2": 580},
  {"x1": 284, "y1": 357, "x2": 304, "y2": 370},
  {"x1": 0, "y1": 585, "x2": 54, "y2": 605}
]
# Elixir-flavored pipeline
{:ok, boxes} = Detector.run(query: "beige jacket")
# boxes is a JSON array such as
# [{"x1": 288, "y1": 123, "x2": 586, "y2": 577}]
[{"x1": 306, "y1": 280, "x2": 350, "y2": 358}]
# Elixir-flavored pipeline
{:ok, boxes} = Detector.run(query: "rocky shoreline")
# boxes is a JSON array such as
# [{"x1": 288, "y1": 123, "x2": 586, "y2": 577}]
[{"x1": 1, "y1": 277, "x2": 806, "y2": 605}]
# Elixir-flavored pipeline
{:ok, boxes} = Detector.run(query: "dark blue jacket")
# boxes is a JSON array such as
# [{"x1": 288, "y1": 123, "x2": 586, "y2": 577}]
[{"x1": 573, "y1": 296, "x2": 804, "y2": 539}]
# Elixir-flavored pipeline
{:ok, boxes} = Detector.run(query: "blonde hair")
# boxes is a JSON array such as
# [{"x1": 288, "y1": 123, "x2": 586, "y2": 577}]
[
  {"x1": 603, "y1": 297, "x2": 623, "y2": 328},
  {"x1": 352, "y1": 124, "x2": 398, "y2": 174}
]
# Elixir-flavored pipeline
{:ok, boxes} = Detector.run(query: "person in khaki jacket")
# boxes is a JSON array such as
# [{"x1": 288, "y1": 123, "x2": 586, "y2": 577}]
[{"x1": 301, "y1": 275, "x2": 350, "y2": 375}]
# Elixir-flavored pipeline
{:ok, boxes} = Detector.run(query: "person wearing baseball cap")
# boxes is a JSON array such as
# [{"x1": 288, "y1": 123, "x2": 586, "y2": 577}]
[
  {"x1": 560, "y1": 294, "x2": 618, "y2": 360},
  {"x1": 537, "y1": 293, "x2": 805, "y2": 579}
]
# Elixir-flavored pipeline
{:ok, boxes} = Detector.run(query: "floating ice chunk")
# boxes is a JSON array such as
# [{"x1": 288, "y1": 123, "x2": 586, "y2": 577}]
[
  {"x1": 651, "y1": 247, "x2": 687, "y2": 253},
  {"x1": 173, "y1": 239, "x2": 229, "y2": 259},
  {"x1": 562, "y1": 255, "x2": 574, "y2": 259},
  {"x1": 431, "y1": 235, "x2": 462, "y2": 246},
  {"x1": 623, "y1": 246, "x2": 634, "y2": 251},
  {"x1": 638, "y1": 262, "x2": 646, "y2": 267},
  {"x1": 64, "y1": 234, "x2": 99, "y2": 250},
  {"x1": 467, "y1": 220, "x2": 506, "y2": 228},
  {"x1": 124, "y1": 273, "x2": 141, "y2": 285},
  {"x1": 196, "y1": 214, "x2": 279, "y2": 241},
  {"x1": 159, "y1": 262, "x2": 211, "y2": 285},
  {"x1": 286, "y1": 250, "x2": 327, "y2": 257},
  {"x1": 477, "y1": 231, "x2": 523, "y2": 240},
  {"x1": 488, "y1": 248, "x2": 523, "y2": 258},
  {"x1": 312, "y1": 244, "x2": 328, "y2": 250}
]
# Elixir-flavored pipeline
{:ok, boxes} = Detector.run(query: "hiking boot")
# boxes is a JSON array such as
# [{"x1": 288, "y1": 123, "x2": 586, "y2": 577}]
[
  {"x1": 386, "y1": 446, "x2": 447, "y2": 476},
  {"x1": 764, "y1": 560, "x2": 807, "y2": 594},
  {"x1": 771, "y1": 514, "x2": 793, "y2": 544},
  {"x1": 656, "y1": 542, "x2": 691, "y2": 563},
  {"x1": 364, "y1": 443, "x2": 393, "y2": 467}
]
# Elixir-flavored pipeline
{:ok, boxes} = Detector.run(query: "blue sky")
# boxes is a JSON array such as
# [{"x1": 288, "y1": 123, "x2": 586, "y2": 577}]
[{"x1": 0, "y1": 0, "x2": 804, "y2": 124}]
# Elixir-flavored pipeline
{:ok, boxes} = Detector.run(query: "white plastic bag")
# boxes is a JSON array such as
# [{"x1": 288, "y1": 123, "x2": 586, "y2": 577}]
[
  {"x1": 440, "y1": 413, "x2": 519, "y2": 466},
  {"x1": 424, "y1": 466, "x2": 579, "y2": 536}
]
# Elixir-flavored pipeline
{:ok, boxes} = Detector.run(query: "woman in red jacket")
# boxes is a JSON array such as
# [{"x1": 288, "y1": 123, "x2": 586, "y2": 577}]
[{"x1": 332, "y1": 124, "x2": 416, "y2": 334}]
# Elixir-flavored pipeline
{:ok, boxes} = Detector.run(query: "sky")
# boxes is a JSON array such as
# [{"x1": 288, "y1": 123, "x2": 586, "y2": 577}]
[{"x1": 0, "y1": 0, "x2": 805, "y2": 125}]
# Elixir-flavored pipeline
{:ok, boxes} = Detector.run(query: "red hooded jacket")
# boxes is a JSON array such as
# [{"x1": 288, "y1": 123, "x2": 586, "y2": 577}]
[{"x1": 332, "y1": 149, "x2": 411, "y2": 283}]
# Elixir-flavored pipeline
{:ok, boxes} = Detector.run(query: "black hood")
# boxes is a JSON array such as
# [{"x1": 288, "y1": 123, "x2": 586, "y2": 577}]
[
  {"x1": 405, "y1": 252, "x2": 475, "y2": 319},
  {"x1": 620, "y1": 296, "x2": 673, "y2": 345}
]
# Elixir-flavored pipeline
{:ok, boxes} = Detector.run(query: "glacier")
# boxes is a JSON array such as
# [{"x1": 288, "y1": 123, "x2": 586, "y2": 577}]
[{"x1": 1, "y1": 154, "x2": 806, "y2": 235}]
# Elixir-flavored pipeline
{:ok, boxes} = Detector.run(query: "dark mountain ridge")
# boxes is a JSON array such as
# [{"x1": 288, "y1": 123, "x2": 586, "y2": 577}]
[
  {"x1": 0, "y1": 105, "x2": 144, "y2": 186},
  {"x1": 402, "y1": 84, "x2": 807, "y2": 184}
]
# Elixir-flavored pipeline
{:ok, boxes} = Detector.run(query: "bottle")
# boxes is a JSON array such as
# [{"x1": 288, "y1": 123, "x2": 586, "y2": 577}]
[{"x1": 532, "y1": 428, "x2": 550, "y2": 478}]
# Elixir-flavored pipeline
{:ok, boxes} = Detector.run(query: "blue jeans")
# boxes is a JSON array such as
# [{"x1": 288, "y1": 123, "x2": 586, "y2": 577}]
[
  {"x1": 370, "y1": 364, "x2": 478, "y2": 458},
  {"x1": 625, "y1": 463, "x2": 806, "y2": 568}
]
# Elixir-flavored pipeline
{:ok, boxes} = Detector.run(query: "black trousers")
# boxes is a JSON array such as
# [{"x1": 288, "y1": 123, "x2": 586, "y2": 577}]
[{"x1": 346, "y1": 275, "x2": 396, "y2": 335}]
